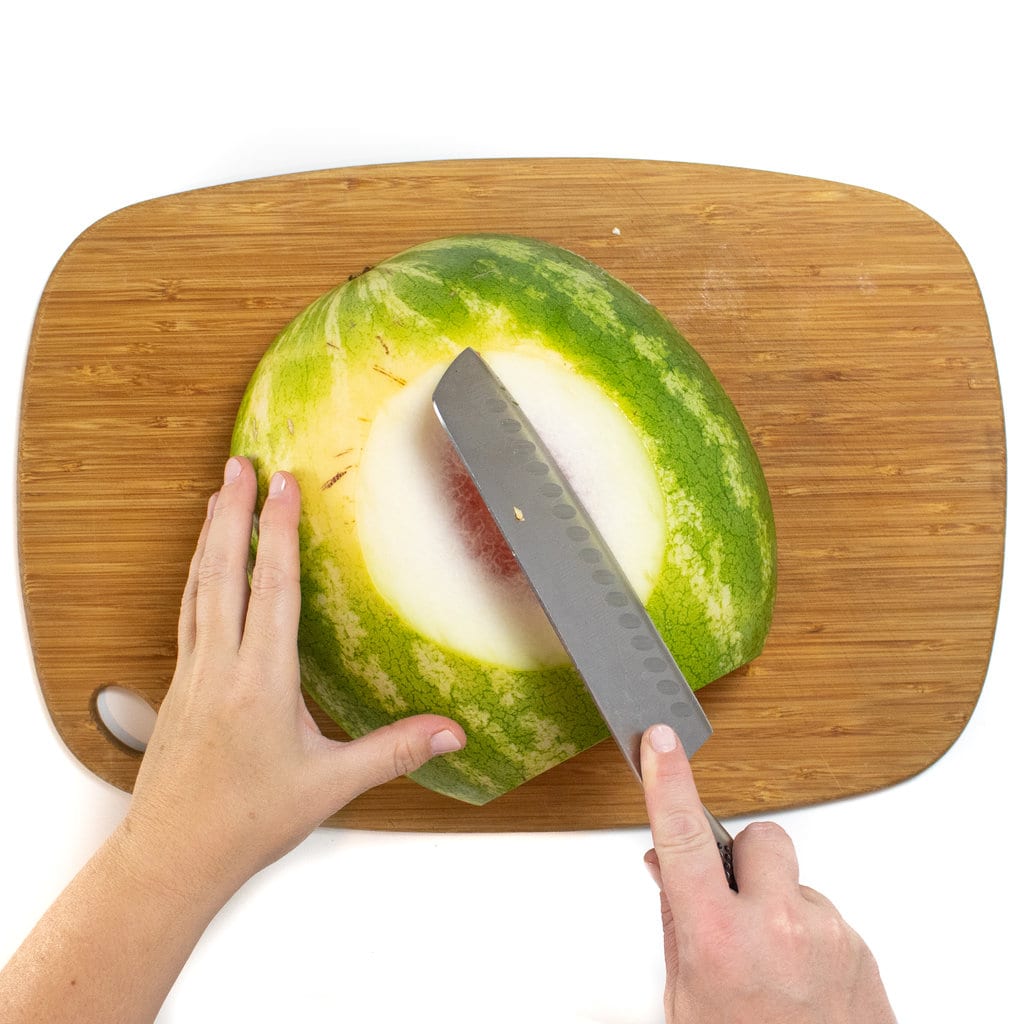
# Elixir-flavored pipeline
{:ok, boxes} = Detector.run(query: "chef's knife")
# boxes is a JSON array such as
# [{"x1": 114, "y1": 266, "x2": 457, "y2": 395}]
[{"x1": 433, "y1": 347, "x2": 736, "y2": 890}]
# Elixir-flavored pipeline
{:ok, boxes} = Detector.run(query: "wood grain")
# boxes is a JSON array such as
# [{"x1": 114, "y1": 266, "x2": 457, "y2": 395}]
[{"x1": 17, "y1": 159, "x2": 1005, "y2": 831}]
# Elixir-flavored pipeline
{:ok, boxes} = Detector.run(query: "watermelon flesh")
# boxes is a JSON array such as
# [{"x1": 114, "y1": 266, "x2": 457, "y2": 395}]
[
  {"x1": 231, "y1": 235, "x2": 776, "y2": 805},
  {"x1": 442, "y1": 446, "x2": 520, "y2": 580}
]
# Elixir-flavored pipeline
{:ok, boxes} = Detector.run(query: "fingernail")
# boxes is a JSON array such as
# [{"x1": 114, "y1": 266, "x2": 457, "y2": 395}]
[
  {"x1": 268, "y1": 472, "x2": 287, "y2": 497},
  {"x1": 649, "y1": 724, "x2": 678, "y2": 753},
  {"x1": 429, "y1": 729, "x2": 464, "y2": 756},
  {"x1": 224, "y1": 457, "x2": 243, "y2": 485}
]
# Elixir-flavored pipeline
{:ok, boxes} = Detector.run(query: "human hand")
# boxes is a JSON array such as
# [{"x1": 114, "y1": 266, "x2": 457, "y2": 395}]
[
  {"x1": 120, "y1": 457, "x2": 466, "y2": 899},
  {"x1": 0, "y1": 457, "x2": 466, "y2": 1022},
  {"x1": 641, "y1": 724, "x2": 896, "y2": 1024}
]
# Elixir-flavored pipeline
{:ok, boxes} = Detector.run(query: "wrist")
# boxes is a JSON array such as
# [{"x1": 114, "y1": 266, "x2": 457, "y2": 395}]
[{"x1": 110, "y1": 809, "x2": 245, "y2": 918}]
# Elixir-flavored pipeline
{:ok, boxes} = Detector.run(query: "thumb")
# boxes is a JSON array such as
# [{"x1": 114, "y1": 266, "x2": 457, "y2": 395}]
[{"x1": 327, "y1": 715, "x2": 467, "y2": 803}]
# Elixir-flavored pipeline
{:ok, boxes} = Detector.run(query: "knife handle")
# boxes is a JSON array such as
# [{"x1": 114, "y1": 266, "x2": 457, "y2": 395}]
[{"x1": 703, "y1": 806, "x2": 738, "y2": 892}]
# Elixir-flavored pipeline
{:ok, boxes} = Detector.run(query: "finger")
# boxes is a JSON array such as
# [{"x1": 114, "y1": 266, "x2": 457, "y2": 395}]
[
  {"x1": 641, "y1": 723, "x2": 731, "y2": 905},
  {"x1": 177, "y1": 493, "x2": 217, "y2": 656},
  {"x1": 240, "y1": 471, "x2": 302, "y2": 666},
  {"x1": 643, "y1": 851, "x2": 681, "y2": 986},
  {"x1": 658, "y1": 888, "x2": 681, "y2": 986},
  {"x1": 195, "y1": 457, "x2": 257, "y2": 651},
  {"x1": 799, "y1": 884, "x2": 841, "y2": 913},
  {"x1": 324, "y1": 715, "x2": 467, "y2": 806},
  {"x1": 644, "y1": 848, "x2": 663, "y2": 889},
  {"x1": 731, "y1": 820, "x2": 801, "y2": 897}
]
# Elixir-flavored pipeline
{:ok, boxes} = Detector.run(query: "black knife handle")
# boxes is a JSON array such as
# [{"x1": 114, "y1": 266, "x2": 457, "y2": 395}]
[{"x1": 703, "y1": 806, "x2": 738, "y2": 892}]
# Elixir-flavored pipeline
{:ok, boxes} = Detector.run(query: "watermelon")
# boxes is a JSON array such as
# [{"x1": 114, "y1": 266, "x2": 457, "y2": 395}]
[{"x1": 230, "y1": 234, "x2": 775, "y2": 805}]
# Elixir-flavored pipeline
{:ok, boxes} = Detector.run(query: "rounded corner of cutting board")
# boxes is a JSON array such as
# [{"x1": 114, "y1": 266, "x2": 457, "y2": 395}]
[{"x1": 17, "y1": 158, "x2": 1005, "y2": 831}]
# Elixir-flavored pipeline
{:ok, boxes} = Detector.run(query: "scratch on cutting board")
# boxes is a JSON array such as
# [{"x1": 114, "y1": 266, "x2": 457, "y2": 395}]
[{"x1": 819, "y1": 758, "x2": 843, "y2": 793}]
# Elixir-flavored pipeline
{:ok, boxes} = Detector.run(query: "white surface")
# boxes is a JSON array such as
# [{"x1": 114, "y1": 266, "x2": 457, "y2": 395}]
[{"x1": 2, "y1": 2, "x2": 1019, "y2": 1021}]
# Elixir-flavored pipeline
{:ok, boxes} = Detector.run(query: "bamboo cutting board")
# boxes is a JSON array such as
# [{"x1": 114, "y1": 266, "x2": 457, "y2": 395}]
[{"x1": 18, "y1": 159, "x2": 1004, "y2": 831}]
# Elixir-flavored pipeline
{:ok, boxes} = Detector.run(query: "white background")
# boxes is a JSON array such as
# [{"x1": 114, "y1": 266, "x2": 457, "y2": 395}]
[{"x1": 2, "y1": 2, "x2": 1020, "y2": 1021}]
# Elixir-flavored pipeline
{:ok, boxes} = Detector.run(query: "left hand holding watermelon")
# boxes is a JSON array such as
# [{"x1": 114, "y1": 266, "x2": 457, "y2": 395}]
[
  {"x1": 124, "y1": 456, "x2": 467, "y2": 898},
  {"x1": 0, "y1": 458, "x2": 466, "y2": 1020}
]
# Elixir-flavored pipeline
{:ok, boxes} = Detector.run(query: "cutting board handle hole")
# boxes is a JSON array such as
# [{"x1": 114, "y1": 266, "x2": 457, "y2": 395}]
[{"x1": 93, "y1": 686, "x2": 156, "y2": 755}]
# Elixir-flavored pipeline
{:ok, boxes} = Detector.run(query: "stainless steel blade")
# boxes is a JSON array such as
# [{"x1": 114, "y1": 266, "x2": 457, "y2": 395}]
[{"x1": 433, "y1": 348, "x2": 736, "y2": 887}]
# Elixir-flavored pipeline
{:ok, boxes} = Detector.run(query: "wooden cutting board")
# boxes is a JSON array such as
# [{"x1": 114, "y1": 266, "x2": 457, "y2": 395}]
[{"x1": 18, "y1": 158, "x2": 1004, "y2": 831}]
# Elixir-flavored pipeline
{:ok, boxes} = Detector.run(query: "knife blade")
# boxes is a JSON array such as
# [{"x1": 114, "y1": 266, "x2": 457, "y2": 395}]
[{"x1": 433, "y1": 347, "x2": 736, "y2": 889}]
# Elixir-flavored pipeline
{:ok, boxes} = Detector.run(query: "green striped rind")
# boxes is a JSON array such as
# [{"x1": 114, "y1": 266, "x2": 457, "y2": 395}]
[{"x1": 231, "y1": 234, "x2": 776, "y2": 805}]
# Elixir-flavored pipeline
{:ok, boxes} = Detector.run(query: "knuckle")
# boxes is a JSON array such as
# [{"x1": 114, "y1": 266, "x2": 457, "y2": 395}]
[
  {"x1": 762, "y1": 894, "x2": 855, "y2": 967},
  {"x1": 657, "y1": 807, "x2": 714, "y2": 856},
  {"x1": 766, "y1": 898, "x2": 809, "y2": 947},
  {"x1": 249, "y1": 557, "x2": 295, "y2": 599},
  {"x1": 821, "y1": 907, "x2": 857, "y2": 957},
  {"x1": 390, "y1": 735, "x2": 427, "y2": 779},
  {"x1": 196, "y1": 553, "x2": 233, "y2": 589}
]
